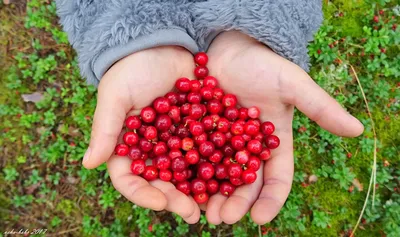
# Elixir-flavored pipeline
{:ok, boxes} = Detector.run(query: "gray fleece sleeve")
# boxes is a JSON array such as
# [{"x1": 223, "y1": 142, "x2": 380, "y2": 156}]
[
  {"x1": 55, "y1": 0, "x2": 199, "y2": 86},
  {"x1": 191, "y1": 0, "x2": 323, "y2": 71}
]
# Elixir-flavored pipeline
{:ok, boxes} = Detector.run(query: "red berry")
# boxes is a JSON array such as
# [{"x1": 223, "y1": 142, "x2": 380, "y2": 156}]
[
  {"x1": 247, "y1": 140, "x2": 262, "y2": 154},
  {"x1": 191, "y1": 178, "x2": 207, "y2": 194},
  {"x1": 175, "y1": 124, "x2": 190, "y2": 138},
  {"x1": 238, "y1": 108, "x2": 248, "y2": 120},
  {"x1": 230, "y1": 177, "x2": 244, "y2": 186},
  {"x1": 373, "y1": 15, "x2": 379, "y2": 23},
  {"x1": 177, "y1": 92, "x2": 187, "y2": 105},
  {"x1": 171, "y1": 156, "x2": 188, "y2": 172},
  {"x1": 206, "y1": 179, "x2": 219, "y2": 194},
  {"x1": 176, "y1": 181, "x2": 191, "y2": 195},
  {"x1": 222, "y1": 94, "x2": 238, "y2": 107},
  {"x1": 187, "y1": 92, "x2": 202, "y2": 104},
  {"x1": 199, "y1": 141, "x2": 215, "y2": 157},
  {"x1": 259, "y1": 148, "x2": 271, "y2": 160},
  {"x1": 200, "y1": 87, "x2": 213, "y2": 101},
  {"x1": 265, "y1": 135, "x2": 280, "y2": 149},
  {"x1": 190, "y1": 80, "x2": 202, "y2": 92},
  {"x1": 154, "y1": 155, "x2": 171, "y2": 170},
  {"x1": 125, "y1": 116, "x2": 141, "y2": 130},
  {"x1": 242, "y1": 133, "x2": 252, "y2": 142},
  {"x1": 194, "y1": 52, "x2": 208, "y2": 66},
  {"x1": 165, "y1": 92, "x2": 179, "y2": 105},
  {"x1": 167, "y1": 136, "x2": 182, "y2": 150},
  {"x1": 220, "y1": 182, "x2": 235, "y2": 196},
  {"x1": 235, "y1": 149, "x2": 250, "y2": 164},
  {"x1": 181, "y1": 137, "x2": 194, "y2": 151},
  {"x1": 173, "y1": 171, "x2": 188, "y2": 182},
  {"x1": 115, "y1": 144, "x2": 129, "y2": 156},
  {"x1": 153, "y1": 97, "x2": 171, "y2": 114},
  {"x1": 194, "y1": 66, "x2": 209, "y2": 78},
  {"x1": 213, "y1": 88, "x2": 225, "y2": 100},
  {"x1": 247, "y1": 156, "x2": 261, "y2": 171},
  {"x1": 241, "y1": 169, "x2": 257, "y2": 184},
  {"x1": 182, "y1": 116, "x2": 195, "y2": 126},
  {"x1": 228, "y1": 163, "x2": 242, "y2": 178},
  {"x1": 123, "y1": 132, "x2": 139, "y2": 146},
  {"x1": 130, "y1": 159, "x2": 145, "y2": 175},
  {"x1": 144, "y1": 126, "x2": 157, "y2": 140},
  {"x1": 207, "y1": 99, "x2": 223, "y2": 114},
  {"x1": 193, "y1": 192, "x2": 209, "y2": 204},
  {"x1": 139, "y1": 139, "x2": 153, "y2": 152},
  {"x1": 209, "y1": 150, "x2": 223, "y2": 163},
  {"x1": 209, "y1": 131, "x2": 227, "y2": 147},
  {"x1": 189, "y1": 104, "x2": 204, "y2": 120},
  {"x1": 203, "y1": 76, "x2": 218, "y2": 88},
  {"x1": 222, "y1": 157, "x2": 233, "y2": 166},
  {"x1": 261, "y1": 121, "x2": 275, "y2": 135},
  {"x1": 231, "y1": 135, "x2": 245, "y2": 150},
  {"x1": 169, "y1": 149, "x2": 182, "y2": 159},
  {"x1": 224, "y1": 106, "x2": 239, "y2": 121},
  {"x1": 197, "y1": 162, "x2": 214, "y2": 180},
  {"x1": 128, "y1": 146, "x2": 142, "y2": 160},
  {"x1": 247, "y1": 106, "x2": 260, "y2": 119},
  {"x1": 217, "y1": 118, "x2": 230, "y2": 133},
  {"x1": 159, "y1": 169, "x2": 172, "y2": 181},
  {"x1": 222, "y1": 144, "x2": 234, "y2": 156},
  {"x1": 180, "y1": 103, "x2": 191, "y2": 116},
  {"x1": 189, "y1": 121, "x2": 205, "y2": 136},
  {"x1": 254, "y1": 132, "x2": 264, "y2": 141},
  {"x1": 175, "y1": 77, "x2": 191, "y2": 92},
  {"x1": 244, "y1": 120, "x2": 260, "y2": 136},
  {"x1": 194, "y1": 133, "x2": 208, "y2": 146},
  {"x1": 141, "y1": 107, "x2": 157, "y2": 123},
  {"x1": 185, "y1": 150, "x2": 200, "y2": 164},
  {"x1": 153, "y1": 141, "x2": 168, "y2": 156},
  {"x1": 215, "y1": 164, "x2": 228, "y2": 179},
  {"x1": 155, "y1": 114, "x2": 172, "y2": 132},
  {"x1": 202, "y1": 116, "x2": 215, "y2": 131},
  {"x1": 142, "y1": 166, "x2": 158, "y2": 181},
  {"x1": 231, "y1": 121, "x2": 244, "y2": 135},
  {"x1": 160, "y1": 131, "x2": 172, "y2": 142}
]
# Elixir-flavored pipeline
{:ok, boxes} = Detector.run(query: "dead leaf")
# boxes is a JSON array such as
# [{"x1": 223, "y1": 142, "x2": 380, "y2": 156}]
[
  {"x1": 352, "y1": 179, "x2": 363, "y2": 191},
  {"x1": 21, "y1": 92, "x2": 43, "y2": 103},
  {"x1": 25, "y1": 183, "x2": 40, "y2": 194},
  {"x1": 308, "y1": 174, "x2": 318, "y2": 183},
  {"x1": 66, "y1": 176, "x2": 79, "y2": 184}
]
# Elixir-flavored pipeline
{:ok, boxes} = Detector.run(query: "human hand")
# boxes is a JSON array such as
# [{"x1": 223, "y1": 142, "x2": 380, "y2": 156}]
[
  {"x1": 82, "y1": 46, "x2": 201, "y2": 223},
  {"x1": 203, "y1": 31, "x2": 364, "y2": 224}
]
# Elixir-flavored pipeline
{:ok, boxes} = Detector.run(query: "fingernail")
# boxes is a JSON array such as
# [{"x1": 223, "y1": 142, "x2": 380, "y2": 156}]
[{"x1": 83, "y1": 148, "x2": 91, "y2": 163}]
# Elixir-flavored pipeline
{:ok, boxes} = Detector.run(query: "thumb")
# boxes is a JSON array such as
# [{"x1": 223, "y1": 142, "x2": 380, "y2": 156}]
[{"x1": 83, "y1": 79, "x2": 132, "y2": 169}]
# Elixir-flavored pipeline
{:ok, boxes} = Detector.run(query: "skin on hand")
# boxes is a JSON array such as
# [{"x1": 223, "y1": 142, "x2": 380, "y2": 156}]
[
  {"x1": 83, "y1": 46, "x2": 200, "y2": 223},
  {"x1": 204, "y1": 31, "x2": 364, "y2": 225}
]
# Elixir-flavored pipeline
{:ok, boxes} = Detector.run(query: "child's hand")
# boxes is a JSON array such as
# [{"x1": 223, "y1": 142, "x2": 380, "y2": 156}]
[
  {"x1": 83, "y1": 46, "x2": 201, "y2": 223},
  {"x1": 203, "y1": 31, "x2": 364, "y2": 224}
]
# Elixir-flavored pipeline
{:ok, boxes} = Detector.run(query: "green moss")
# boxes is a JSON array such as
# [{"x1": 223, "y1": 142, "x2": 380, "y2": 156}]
[{"x1": 56, "y1": 199, "x2": 75, "y2": 216}]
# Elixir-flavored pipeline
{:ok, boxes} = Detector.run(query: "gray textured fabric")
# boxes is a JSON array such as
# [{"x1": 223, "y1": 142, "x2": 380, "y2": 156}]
[{"x1": 55, "y1": 0, "x2": 323, "y2": 85}]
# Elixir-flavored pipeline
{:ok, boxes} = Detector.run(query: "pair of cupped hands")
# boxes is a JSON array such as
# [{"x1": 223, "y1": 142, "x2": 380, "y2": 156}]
[{"x1": 82, "y1": 31, "x2": 364, "y2": 224}]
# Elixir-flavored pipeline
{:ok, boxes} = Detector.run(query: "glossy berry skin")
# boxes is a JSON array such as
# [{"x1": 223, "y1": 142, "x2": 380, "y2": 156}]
[
  {"x1": 230, "y1": 177, "x2": 244, "y2": 186},
  {"x1": 200, "y1": 87, "x2": 213, "y2": 101},
  {"x1": 175, "y1": 77, "x2": 191, "y2": 92},
  {"x1": 189, "y1": 104, "x2": 204, "y2": 120},
  {"x1": 242, "y1": 169, "x2": 257, "y2": 184},
  {"x1": 213, "y1": 88, "x2": 225, "y2": 100},
  {"x1": 244, "y1": 120, "x2": 260, "y2": 136},
  {"x1": 231, "y1": 135, "x2": 245, "y2": 150},
  {"x1": 247, "y1": 156, "x2": 261, "y2": 171},
  {"x1": 187, "y1": 92, "x2": 202, "y2": 104},
  {"x1": 206, "y1": 179, "x2": 219, "y2": 194},
  {"x1": 159, "y1": 169, "x2": 172, "y2": 181},
  {"x1": 139, "y1": 139, "x2": 153, "y2": 152},
  {"x1": 259, "y1": 148, "x2": 271, "y2": 160},
  {"x1": 222, "y1": 144, "x2": 235, "y2": 157},
  {"x1": 203, "y1": 76, "x2": 218, "y2": 88},
  {"x1": 190, "y1": 80, "x2": 202, "y2": 92},
  {"x1": 130, "y1": 159, "x2": 145, "y2": 175},
  {"x1": 217, "y1": 118, "x2": 230, "y2": 133},
  {"x1": 222, "y1": 157, "x2": 233, "y2": 166},
  {"x1": 209, "y1": 150, "x2": 223, "y2": 163},
  {"x1": 176, "y1": 181, "x2": 191, "y2": 195},
  {"x1": 238, "y1": 108, "x2": 248, "y2": 120},
  {"x1": 167, "y1": 136, "x2": 182, "y2": 150},
  {"x1": 194, "y1": 52, "x2": 208, "y2": 66},
  {"x1": 194, "y1": 66, "x2": 209, "y2": 78},
  {"x1": 175, "y1": 124, "x2": 190, "y2": 138},
  {"x1": 222, "y1": 94, "x2": 238, "y2": 107},
  {"x1": 153, "y1": 141, "x2": 168, "y2": 156},
  {"x1": 159, "y1": 131, "x2": 172, "y2": 142},
  {"x1": 202, "y1": 116, "x2": 214, "y2": 131},
  {"x1": 171, "y1": 156, "x2": 188, "y2": 172},
  {"x1": 185, "y1": 150, "x2": 200, "y2": 164},
  {"x1": 155, "y1": 114, "x2": 172, "y2": 132},
  {"x1": 231, "y1": 121, "x2": 244, "y2": 135},
  {"x1": 193, "y1": 192, "x2": 209, "y2": 204},
  {"x1": 265, "y1": 135, "x2": 280, "y2": 149},
  {"x1": 177, "y1": 92, "x2": 187, "y2": 105},
  {"x1": 261, "y1": 121, "x2": 275, "y2": 136},
  {"x1": 207, "y1": 99, "x2": 223, "y2": 114},
  {"x1": 197, "y1": 162, "x2": 215, "y2": 180},
  {"x1": 128, "y1": 146, "x2": 142, "y2": 160},
  {"x1": 173, "y1": 171, "x2": 188, "y2": 182},
  {"x1": 153, "y1": 97, "x2": 171, "y2": 114},
  {"x1": 247, "y1": 140, "x2": 263, "y2": 154},
  {"x1": 228, "y1": 163, "x2": 243, "y2": 178},
  {"x1": 235, "y1": 149, "x2": 250, "y2": 164},
  {"x1": 253, "y1": 132, "x2": 264, "y2": 141},
  {"x1": 142, "y1": 166, "x2": 158, "y2": 181},
  {"x1": 125, "y1": 116, "x2": 141, "y2": 130},
  {"x1": 140, "y1": 107, "x2": 157, "y2": 123},
  {"x1": 191, "y1": 179, "x2": 207, "y2": 194},
  {"x1": 220, "y1": 182, "x2": 235, "y2": 196},
  {"x1": 123, "y1": 132, "x2": 139, "y2": 146},
  {"x1": 199, "y1": 141, "x2": 215, "y2": 157},
  {"x1": 194, "y1": 133, "x2": 207, "y2": 146},
  {"x1": 115, "y1": 144, "x2": 130, "y2": 156},
  {"x1": 165, "y1": 92, "x2": 179, "y2": 105},
  {"x1": 154, "y1": 155, "x2": 171, "y2": 170},
  {"x1": 181, "y1": 137, "x2": 194, "y2": 151},
  {"x1": 209, "y1": 131, "x2": 226, "y2": 148},
  {"x1": 224, "y1": 107, "x2": 239, "y2": 121},
  {"x1": 144, "y1": 126, "x2": 157, "y2": 140},
  {"x1": 189, "y1": 121, "x2": 205, "y2": 136},
  {"x1": 215, "y1": 164, "x2": 228, "y2": 179},
  {"x1": 247, "y1": 106, "x2": 260, "y2": 119}
]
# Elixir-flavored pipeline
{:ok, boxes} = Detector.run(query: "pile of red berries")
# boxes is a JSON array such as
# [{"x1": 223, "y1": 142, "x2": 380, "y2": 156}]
[{"x1": 114, "y1": 52, "x2": 280, "y2": 204}]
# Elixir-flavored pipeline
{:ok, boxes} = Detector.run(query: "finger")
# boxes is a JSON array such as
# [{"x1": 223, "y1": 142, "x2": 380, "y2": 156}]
[
  {"x1": 183, "y1": 196, "x2": 201, "y2": 224},
  {"x1": 281, "y1": 65, "x2": 364, "y2": 137},
  {"x1": 107, "y1": 155, "x2": 167, "y2": 211},
  {"x1": 250, "y1": 126, "x2": 294, "y2": 224},
  {"x1": 206, "y1": 193, "x2": 227, "y2": 225},
  {"x1": 220, "y1": 167, "x2": 263, "y2": 224},
  {"x1": 199, "y1": 203, "x2": 207, "y2": 211},
  {"x1": 151, "y1": 180, "x2": 196, "y2": 219},
  {"x1": 83, "y1": 78, "x2": 132, "y2": 169}
]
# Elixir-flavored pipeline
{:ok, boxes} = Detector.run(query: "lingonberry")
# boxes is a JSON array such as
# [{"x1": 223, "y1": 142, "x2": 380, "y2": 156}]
[
  {"x1": 253, "y1": 132, "x2": 264, "y2": 141},
  {"x1": 247, "y1": 156, "x2": 261, "y2": 171},
  {"x1": 191, "y1": 178, "x2": 207, "y2": 194},
  {"x1": 207, "y1": 99, "x2": 223, "y2": 114},
  {"x1": 224, "y1": 106, "x2": 239, "y2": 121},
  {"x1": 189, "y1": 121, "x2": 204, "y2": 136},
  {"x1": 186, "y1": 169, "x2": 193, "y2": 179},
  {"x1": 134, "y1": 160, "x2": 148, "y2": 174},
  {"x1": 242, "y1": 133, "x2": 252, "y2": 142},
  {"x1": 154, "y1": 155, "x2": 171, "y2": 170},
  {"x1": 194, "y1": 66, "x2": 209, "y2": 78},
  {"x1": 128, "y1": 146, "x2": 142, "y2": 160},
  {"x1": 177, "y1": 92, "x2": 187, "y2": 105},
  {"x1": 222, "y1": 157, "x2": 233, "y2": 166},
  {"x1": 169, "y1": 149, "x2": 183, "y2": 159},
  {"x1": 154, "y1": 114, "x2": 172, "y2": 132},
  {"x1": 265, "y1": 135, "x2": 280, "y2": 149},
  {"x1": 238, "y1": 108, "x2": 248, "y2": 120},
  {"x1": 206, "y1": 179, "x2": 219, "y2": 194},
  {"x1": 159, "y1": 169, "x2": 172, "y2": 181},
  {"x1": 225, "y1": 131, "x2": 233, "y2": 141},
  {"x1": 194, "y1": 52, "x2": 208, "y2": 66},
  {"x1": 176, "y1": 181, "x2": 191, "y2": 195},
  {"x1": 242, "y1": 169, "x2": 257, "y2": 184},
  {"x1": 230, "y1": 177, "x2": 244, "y2": 186},
  {"x1": 171, "y1": 156, "x2": 188, "y2": 172},
  {"x1": 210, "y1": 114, "x2": 220, "y2": 123},
  {"x1": 231, "y1": 121, "x2": 244, "y2": 135},
  {"x1": 182, "y1": 116, "x2": 195, "y2": 126},
  {"x1": 228, "y1": 163, "x2": 243, "y2": 178},
  {"x1": 259, "y1": 147, "x2": 271, "y2": 160},
  {"x1": 194, "y1": 133, "x2": 208, "y2": 146},
  {"x1": 141, "y1": 107, "x2": 157, "y2": 123},
  {"x1": 209, "y1": 131, "x2": 226, "y2": 147},
  {"x1": 193, "y1": 192, "x2": 209, "y2": 204},
  {"x1": 247, "y1": 106, "x2": 260, "y2": 119},
  {"x1": 153, "y1": 141, "x2": 168, "y2": 156},
  {"x1": 201, "y1": 116, "x2": 214, "y2": 131},
  {"x1": 222, "y1": 94, "x2": 238, "y2": 107},
  {"x1": 215, "y1": 164, "x2": 228, "y2": 179},
  {"x1": 200, "y1": 87, "x2": 214, "y2": 101},
  {"x1": 190, "y1": 80, "x2": 202, "y2": 92},
  {"x1": 209, "y1": 150, "x2": 223, "y2": 163},
  {"x1": 220, "y1": 182, "x2": 235, "y2": 196},
  {"x1": 165, "y1": 91, "x2": 179, "y2": 105},
  {"x1": 203, "y1": 76, "x2": 218, "y2": 88},
  {"x1": 173, "y1": 171, "x2": 188, "y2": 182},
  {"x1": 139, "y1": 139, "x2": 153, "y2": 152},
  {"x1": 235, "y1": 149, "x2": 250, "y2": 164},
  {"x1": 231, "y1": 135, "x2": 246, "y2": 150},
  {"x1": 217, "y1": 118, "x2": 230, "y2": 132},
  {"x1": 185, "y1": 149, "x2": 200, "y2": 164},
  {"x1": 180, "y1": 103, "x2": 191, "y2": 116},
  {"x1": 159, "y1": 131, "x2": 172, "y2": 142},
  {"x1": 197, "y1": 162, "x2": 214, "y2": 180},
  {"x1": 144, "y1": 126, "x2": 157, "y2": 140},
  {"x1": 175, "y1": 124, "x2": 190, "y2": 138},
  {"x1": 115, "y1": 144, "x2": 129, "y2": 156},
  {"x1": 244, "y1": 120, "x2": 260, "y2": 136},
  {"x1": 181, "y1": 137, "x2": 194, "y2": 151},
  {"x1": 153, "y1": 97, "x2": 170, "y2": 114},
  {"x1": 142, "y1": 166, "x2": 158, "y2": 181},
  {"x1": 199, "y1": 141, "x2": 215, "y2": 157},
  {"x1": 187, "y1": 92, "x2": 202, "y2": 104},
  {"x1": 222, "y1": 144, "x2": 235, "y2": 157},
  {"x1": 213, "y1": 88, "x2": 225, "y2": 100},
  {"x1": 125, "y1": 116, "x2": 141, "y2": 130},
  {"x1": 261, "y1": 121, "x2": 275, "y2": 135},
  {"x1": 175, "y1": 77, "x2": 191, "y2": 92},
  {"x1": 123, "y1": 132, "x2": 139, "y2": 146},
  {"x1": 189, "y1": 104, "x2": 204, "y2": 120},
  {"x1": 247, "y1": 140, "x2": 262, "y2": 154},
  {"x1": 167, "y1": 136, "x2": 182, "y2": 150}
]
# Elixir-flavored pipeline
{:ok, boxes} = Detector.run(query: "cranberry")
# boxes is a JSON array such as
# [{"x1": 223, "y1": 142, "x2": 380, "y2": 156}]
[
  {"x1": 159, "y1": 169, "x2": 172, "y2": 181},
  {"x1": 217, "y1": 118, "x2": 230, "y2": 133},
  {"x1": 154, "y1": 155, "x2": 171, "y2": 170},
  {"x1": 189, "y1": 121, "x2": 204, "y2": 136},
  {"x1": 242, "y1": 133, "x2": 252, "y2": 142},
  {"x1": 185, "y1": 149, "x2": 200, "y2": 164},
  {"x1": 215, "y1": 164, "x2": 228, "y2": 179},
  {"x1": 139, "y1": 139, "x2": 153, "y2": 152},
  {"x1": 231, "y1": 121, "x2": 244, "y2": 135},
  {"x1": 222, "y1": 157, "x2": 233, "y2": 166},
  {"x1": 207, "y1": 99, "x2": 223, "y2": 114},
  {"x1": 181, "y1": 137, "x2": 194, "y2": 151},
  {"x1": 209, "y1": 150, "x2": 223, "y2": 163},
  {"x1": 244, "y1": 120, "x2": 260, "y2": 136},
  {"x1": 177, "y1": 92, "x2": 187, "y2": 105},
  {"x1": 238, "y1": 108, "x2": 248, "y2": 120},
  {"x1": 247, "y1": 156, "x2": 261, "y2": 171},
  {"x1": 213, "y1": 88, "x2": 225, "y2": 100},
  {"x1": 236, "y1": 149, "x2": 250, "y2": 164},
  {"x1": 222, "y1": 144, "x2": 234, "y2": 156},
  {"x1": 230, "y1": 177, "x2": 244, "y2": 186},
  {"x1": 173, "y1": 171, "x2": 188, "y2": 182},
  {"x1": 165, "y1": 92, "x2": 179, "y2": 105},
  {"x1": 242, "y1": 169, "x2": 257, "y2": 184},
  {"x1": 225, "y1": 131, "x2": 233, "y2": 141},
  {"x1": 228, "y1": 163, "x2": 242, "y2": 178},
  {"x1": 265, "y1": 135, "x2": 280, "y2": 149},
  {"x1": 175, "y1": 124, "x2": 190, "y2": 138},
  {"x1": 203, "y1": 76, "x2": 218, "y2": 88},
  {"x1": 200, "y1": 87, "x2": 213, "y2": 101},
  {"x1": 125, "y1": 116, "x2": 141, "y2": 130},
  {"x1": 197, "y1": 162, "x2": 214, "y2": 180},
  {"x1": 155, "y1": 114, "x2": 172, "y2": 132},
  {"x1": 153, "y1": 97, "x2": 171, "y2": 114},
  {"x1": 171, "y1": 156, "x2": 188, "y2": 172},
  {"x1": 144, "y1": 126, "x2": 157, "y2": 140},
  {"x1": 187, "y1": 92, "x2": 202, "y2": 104},
  {"x1": 194, "y1": 66, "x2": 209, "y2": 78},
  {"x1": 180, "y1": 103, "x2": 191, "y2": 116},
  {"x1": 261, "y1": 121, "x2": 275, "y2": 136},
  {"x1": 247, "y1": 140, "x2": 262, "y2": 154},
  {"x1": 224, "y1": 106, "x2": 239, "y2": 121},
  {"x1": 142, "y1": 166, "x2": 158, "y2": 181},
  {"x1": 130, "y1": 159, "x2": 145, "y2": 175},
  {"x1": 189, "y1": 104, "x2": 204, "y2": 120},
  {"x1": 222, "y1": 94, "x2": 238, "y2": 107},
  {"x1": 253, "y1": 132, "x2": 264, "y2": 141},
  {"x1": 199, "y1": 141, "x2": 215, "y2": 157},
  {"x1": 194, "y1": 133, "x2": 208, "y2": 146},
  {"x1": 182, "y1": 116, "x2": 195, "y2": 126},
  {"x1": 206, "y1": 179, "x2": 219, "y2": 194},
  {"x1": 202, "y1": 116, "x2": 214, "y2": 131},
  {"x1": 175, "y1": 77, "x2": 191, "y2": 92},
  {"x1": 123, "y1": 132, "x2": 139, "y2": 146},
  {"x1": 115, "y1": 144, "x2": 129, "y2": 156},
  {"x1": 191, "y1": 178, "x2": 207, "y2": 194},
  {"x1": 159, "y1": 131, "x2": 172, "y2": 142},
  {"x1": 167, "y1": 136, "x2": 182, "y2": 150},
  {"x1": 209, "y1": 131, "x2": 226, "y2": 147},
  {"x1": 193, "y1": 192, "x2": 209, "y2": 204},
  {"x1": 194, "y1": 52, "x2": 208, "y2": 66},
  {"x1": 128, "y1": 146, "x2": 142, "y2": 160},
  {"x1": 231, "y1": 135, "x2": 245, "y2": 150},
  {"x1": 247, "y1": 106, "x2": 260, "y2": 119},
  {"x1": 169, "y1": 149, "x2": 182, "y2": 159},
  {"x1": 176, "y1": 181, "x2": 191, "y2": 195},
  {"x1": 153, "y1": 141, "x2": 168, "y2": 155},
  {"x1": 259, "y1": 148, "x2": 271, "y2": 160},
  {"x1": 190, "y1": 80, "x2": 202, "y2": 92},
  {"x1": 220, "y1": 182, "x2": 235, "y2": 196}
]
